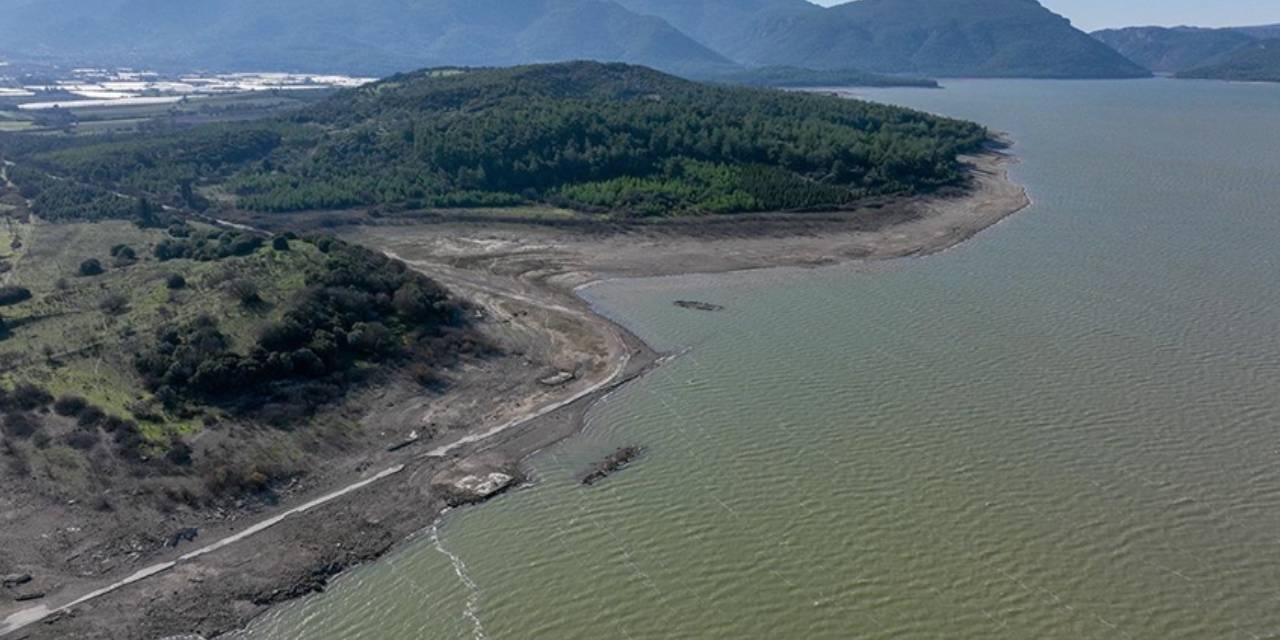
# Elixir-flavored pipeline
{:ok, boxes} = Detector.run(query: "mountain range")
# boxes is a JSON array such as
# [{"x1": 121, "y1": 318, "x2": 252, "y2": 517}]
[
  {"x1": 1093, "y1": 24, "x2": 1280, "y2": 76},
  {"x1": 1175, "y1": 38, "x2": 1280, "y2": 83},
  {"x1": 622, "y1": 0, "x2": 1149, "y2": 79},
  {"x1": 0, "y1": 0, "x2": 1151, "y2": 80},
  {"x1": 0, "y1": 0, "x2": 739, "y2": 78}
]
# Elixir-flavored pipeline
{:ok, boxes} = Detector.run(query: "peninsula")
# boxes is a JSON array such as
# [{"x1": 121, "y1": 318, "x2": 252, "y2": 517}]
[{"x1": 0, "y1": 62, "x2": 1028, "y2": 639}]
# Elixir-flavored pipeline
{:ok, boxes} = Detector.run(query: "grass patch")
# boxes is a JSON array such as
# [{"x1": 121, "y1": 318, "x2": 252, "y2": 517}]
[{"x1": 0, "y1": 220, "x2": 323, "y2": 443}]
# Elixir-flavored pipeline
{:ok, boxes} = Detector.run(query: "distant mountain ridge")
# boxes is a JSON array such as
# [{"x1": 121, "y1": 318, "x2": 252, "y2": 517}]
[
  {"x1": 623, "y1": 0, "x2": 1150, "y2": 79},
  {"x1": 1093, "y1": 24, "x2": 1280, "y2": 75},
  {"x1": 0, "y1": 0, "x2": 737, "y2": 77},
  {"x1": 0, "y1": 0, "x2": 1149, "y2": 80},
  {"x1": 1176, "y1": 38, "x2": 1280, "y2": 83}
]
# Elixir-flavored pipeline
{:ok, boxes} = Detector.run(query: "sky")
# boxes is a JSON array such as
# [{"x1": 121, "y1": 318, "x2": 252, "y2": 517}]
[{"x1": 808, "y1": 0, "x2": 1280, "y2": 32}]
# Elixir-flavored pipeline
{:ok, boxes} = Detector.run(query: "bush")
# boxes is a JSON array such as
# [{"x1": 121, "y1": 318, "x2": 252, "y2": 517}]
[
  {"x1": 99, "y1": 293, "x2": 129, "y2": 315},
  {"x1": 3, "y1": 383, "x2": 52, "y2": 411},
  {"x1": 76, "y1": 405, "x2": 106, "y2": 428},
  {"x1": 166, "y1": 441, "x2": 194, "y2": 466},
  {"x1": 78, "y1": 258, "x2": 104, "y2": 277},
  {"x1": 53, "y1": 395, "x2": 90, "y2": 417},
  {"x1": 111, "y1": 245, "x2": 138, "y2": 267},
  {"x1": 64, "y1": 429, "x2": 100, "y2": 450},
  {"x1": 271, "y1": 236, "x2": 290, "y2": 251},
  {"x1": 1, "y1": 413, "x2": 40, "y2": 439},
  {"x1": 228, "y1": 279, "x2": 262, "y2": 306},
  {"x1": 111, "y1": 419, "x2": 145, "y2": 461},
  {"x1": 0, "y1": 286, "x2": 32, "y2": 306},
  {"x1": 165, "y1": 274, "x2": 187, "y2": 290}
]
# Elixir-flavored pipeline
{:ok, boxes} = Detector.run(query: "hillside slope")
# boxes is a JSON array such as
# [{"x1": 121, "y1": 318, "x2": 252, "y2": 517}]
[
  {"x1": 1176, "y1": 39, "x2": 1280, "y2": 82},
  {"x1": 1232, "y1": 24, "x2": 1280, "y2": 40},
  {"x1": 616, "y1": 0, "x2": 1151, "y2": 79},
  {"x1": 613, "y1": 0, "x2": 820, "y2": 56},
  {"x1": 0, "y1": 62, "x2": 988, "y2": 219},
  {"x1": 1092, "y1": 26, "x2": 1258, "y2": 73},
  {"x1": 0, "y1": 0, "x2": 737, "y2": 77}
]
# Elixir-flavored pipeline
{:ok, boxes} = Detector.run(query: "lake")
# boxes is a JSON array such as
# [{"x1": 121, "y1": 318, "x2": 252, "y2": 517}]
[{"x1": 231, "y1": 78, "x2": 1280, "y2": 640}]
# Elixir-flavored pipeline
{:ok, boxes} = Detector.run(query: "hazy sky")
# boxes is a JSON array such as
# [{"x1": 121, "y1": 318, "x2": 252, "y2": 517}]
[{"x1": 808, "y1": 0, "x2": 1280, "y2": 32}]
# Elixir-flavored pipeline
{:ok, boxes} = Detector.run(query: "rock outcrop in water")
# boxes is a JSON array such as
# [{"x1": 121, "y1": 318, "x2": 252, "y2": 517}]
[
  {"x1": 675, "y1": 300, "x2": 725, "y2": 312},
  {"x1": 581, "y1": 447, "x2": 644, "y2": 486}
]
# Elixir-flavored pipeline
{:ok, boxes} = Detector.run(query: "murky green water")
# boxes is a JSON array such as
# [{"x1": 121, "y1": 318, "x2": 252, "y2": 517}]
[{"x1": 233, "y1": 79, "x2": 1280, "y2": 639}]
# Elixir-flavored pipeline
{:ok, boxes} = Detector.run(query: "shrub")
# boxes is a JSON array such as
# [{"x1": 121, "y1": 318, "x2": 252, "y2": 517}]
[
  {"x1": 165, "y1": 274, "x2": 187, "y2": 290},
  {"x1": 111, "y1": 245, "x2": 138, "y2": 267},
  {"x1": 99, "y1": 293, "x2": 129, "y2": 315},
  {"x1": 166, "y1": 441, "x2": 194, "y2": 466},
  {"x1": 228, "y1": 279, "x2": 262, "y2": 306},
  {"x1": 76, "y1": 405, "x2": 106, "y2": 428},
  {"x1": 1, "y1": 413, "x2": 40, "y2": 439},
  {"x1": 111, "y1": 419, "x2": 145, "y2": 461},
  {"x1": 64, "y1": 429, "x2": 100, "y2": 450},
  {"x1": 78, "y1": 258, "x2": 104, "y2": 277},
  {"x1": 271, "y1": 235, "x2": 290, "y2": 251},
  {"x1": 53, "y1": 395, "x2": 90, "y2": 417},
  {"x1": 4, "y1": 383, "x2": 52, "y2": 411},
  {"x1": 0, "y1": 286, "x2": 32, "y2": 306}
]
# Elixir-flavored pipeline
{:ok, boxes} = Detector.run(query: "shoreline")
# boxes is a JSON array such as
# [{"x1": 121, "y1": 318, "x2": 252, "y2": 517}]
[{"x1": 5, "y1": 144, "x2": 1029, "y2": 640}]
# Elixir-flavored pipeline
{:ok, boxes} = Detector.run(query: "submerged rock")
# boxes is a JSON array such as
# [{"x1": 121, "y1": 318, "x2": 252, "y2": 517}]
[
  {"x1": 674, "y1": 300, "x2": 725, "y2": 312},
  {"x1": 580, "y1": 447, "x2": 643, "y2": 486}
]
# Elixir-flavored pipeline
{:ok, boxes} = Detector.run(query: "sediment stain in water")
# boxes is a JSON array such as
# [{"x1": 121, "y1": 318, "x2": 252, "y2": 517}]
[{"x1": 233, "y1": 79, "x2": 1280, "y2": 639}]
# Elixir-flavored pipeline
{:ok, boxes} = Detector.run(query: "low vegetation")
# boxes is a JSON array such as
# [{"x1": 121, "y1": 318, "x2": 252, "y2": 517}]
[{"x1": 0, "y1": 217, "x2": 485, "y2": 508}]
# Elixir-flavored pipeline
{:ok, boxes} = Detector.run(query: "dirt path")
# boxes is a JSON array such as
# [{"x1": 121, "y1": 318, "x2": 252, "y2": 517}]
[{"x1": 1, "y1": 467, "x2": 408, "y2": 636}]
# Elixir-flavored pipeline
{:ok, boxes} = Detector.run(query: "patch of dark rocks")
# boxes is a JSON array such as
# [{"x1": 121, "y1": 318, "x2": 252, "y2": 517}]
[
  {"x1": 580, "y1": 447, "x2": 643, "y2": 486},
  {"x1": 674, "y1": 300, "x2": 725, "y2": 312}
]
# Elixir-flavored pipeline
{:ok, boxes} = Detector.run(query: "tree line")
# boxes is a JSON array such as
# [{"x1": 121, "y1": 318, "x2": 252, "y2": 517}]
[{"x1": 0, "y1": 63, "x2": 988, "y2": 220}]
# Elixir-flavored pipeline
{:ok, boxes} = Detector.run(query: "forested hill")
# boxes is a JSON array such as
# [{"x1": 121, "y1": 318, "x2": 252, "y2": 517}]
[
  {"x1": 0, "y1": 63, "x2": 988, "y2": 218},
  {"x1": 1176, "y1": 39, "x2": 1280, "y2": 83}
]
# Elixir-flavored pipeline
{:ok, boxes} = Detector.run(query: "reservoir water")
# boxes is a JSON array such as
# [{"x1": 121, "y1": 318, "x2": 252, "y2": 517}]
[{"x1": 232, "y1": 79, "x2": 1280, "y2": 639}]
